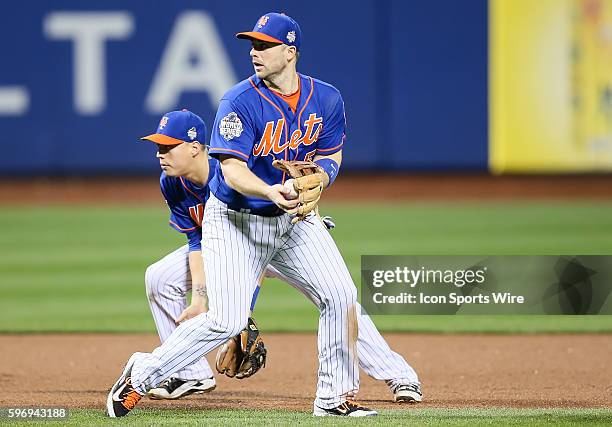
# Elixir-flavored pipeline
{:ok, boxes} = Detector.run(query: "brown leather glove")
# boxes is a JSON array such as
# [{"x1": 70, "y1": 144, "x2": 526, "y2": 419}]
[
  {"x1": 215, "y1": 317, "x2": 267, "y2": 379},
  {"x1": 272, "y1": 159, "x2": 325, "y2": 224}
]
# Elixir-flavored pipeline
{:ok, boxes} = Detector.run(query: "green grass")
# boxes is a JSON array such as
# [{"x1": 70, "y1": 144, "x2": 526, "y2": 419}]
[
  {"x1": 6, "y1": 408, "x2": 612, "y2": 426},
  {"x1": 1, "y1": 202, "x2": 611, "y2": 333}
]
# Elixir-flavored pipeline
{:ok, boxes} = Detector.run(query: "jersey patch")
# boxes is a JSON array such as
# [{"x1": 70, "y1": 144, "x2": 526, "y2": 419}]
[{"x1": 219, "y1": 112, "x2": 244, "y2": 141}]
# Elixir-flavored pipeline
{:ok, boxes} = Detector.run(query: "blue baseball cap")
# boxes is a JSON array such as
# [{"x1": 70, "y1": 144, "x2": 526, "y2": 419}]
[
  {"x1": 141, "y1": 109, "x2": 207, "y2": 146},
  {"x1": 236, "y1": 12, "x2": 301, "y2": 50}
]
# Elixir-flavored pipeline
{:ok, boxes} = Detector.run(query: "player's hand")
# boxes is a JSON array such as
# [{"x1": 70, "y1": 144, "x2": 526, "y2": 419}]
[
  {"x1": 176, "y1": 303, "x2": 208, "y2": 324},
  {"x1": 265, "y1": 184, "x2": 299, "y2": 213}
]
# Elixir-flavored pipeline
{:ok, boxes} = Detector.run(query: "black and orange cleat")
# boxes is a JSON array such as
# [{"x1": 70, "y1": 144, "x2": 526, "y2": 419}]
[{"x1": 106, "y1": 355, "x2": 144, "y2": 417}]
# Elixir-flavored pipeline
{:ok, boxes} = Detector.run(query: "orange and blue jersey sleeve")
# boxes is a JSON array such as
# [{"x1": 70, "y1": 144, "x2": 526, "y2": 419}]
[
  {"x1": 160, "y1": 175, "x2": 202, "y2": 251},
  {"x1": 316, "y1": 93, "x2": 346, "y2": 155},
  {"x1": 209, "y1": 99, "x2": 255, "y2": 161}
]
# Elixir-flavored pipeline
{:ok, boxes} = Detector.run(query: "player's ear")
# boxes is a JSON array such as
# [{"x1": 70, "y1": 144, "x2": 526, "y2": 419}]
[
  {"x1": 189, "y1": 141, "x2": 201, "y2": 156},
  {"x1": 286, "y1": 45, "x2": 297, "y2": 62}
]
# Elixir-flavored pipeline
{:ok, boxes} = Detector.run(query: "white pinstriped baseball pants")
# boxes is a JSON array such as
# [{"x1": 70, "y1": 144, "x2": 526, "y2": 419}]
[
  {"x1": 144, "y1": 244, "x2": 419, "y2": 389},
  {"x1": 144, "y1": 246, "x2": 214, "y2": 381},
  {"x1": 131, "y1": 194, "x2": 417, "y2": 408}
]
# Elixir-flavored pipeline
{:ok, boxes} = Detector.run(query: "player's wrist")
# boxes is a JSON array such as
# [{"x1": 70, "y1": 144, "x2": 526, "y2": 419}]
[
  {"x1": 314, "y1": 158, "x2": 339, "y2": 187},
  {"x1": 263, "y1": 184, "x2": 280, "y2": 201},
  {"x1": 189, "y1": 294, "x2": 209, "y2": 311},
  {"x1": 192, "y1": 284, "x2": 207, "y2": 300}
]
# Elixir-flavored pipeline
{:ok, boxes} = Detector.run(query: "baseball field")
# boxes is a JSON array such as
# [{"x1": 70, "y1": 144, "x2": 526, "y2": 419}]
[{"x1": 1, "y1": 175, "x2": 611, "y2": 425}]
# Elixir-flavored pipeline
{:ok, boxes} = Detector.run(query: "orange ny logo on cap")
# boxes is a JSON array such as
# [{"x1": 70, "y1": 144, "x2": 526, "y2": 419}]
[{"x1": 257, "y1": 15, "x2": 269, "y2": 28}]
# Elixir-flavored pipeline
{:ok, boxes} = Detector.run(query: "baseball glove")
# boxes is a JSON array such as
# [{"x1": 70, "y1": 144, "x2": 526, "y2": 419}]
[
  {"x1": 272, "y1": 159, "x2": 325, "y2": 224},
  {"x1": 215, "y1": 317, "x2": 267, "y2": 379}
]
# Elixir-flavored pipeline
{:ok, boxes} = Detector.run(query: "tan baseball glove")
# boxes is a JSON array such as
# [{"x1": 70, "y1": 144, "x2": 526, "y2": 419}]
[
  {"x1": 272, "y1": 159, "x2": 325, "y2": 224},
  {"x1": 215, "y1": 317, "x2": 267, "y2": 379}
]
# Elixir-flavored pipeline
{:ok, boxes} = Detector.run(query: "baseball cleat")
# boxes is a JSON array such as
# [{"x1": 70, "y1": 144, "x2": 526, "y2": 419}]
[
  {"x1": 148, "y1": 377, "x2": 216, "y2": 400},
  {"x1": 313, "y1": 400, "x2": 378, "y2": 417},
  {"x1": 106, "y1": 355, "x2": 144, "y2": 417},
  {"x1": 394, "y1": 383, "x2": 423, "y2": 403}
]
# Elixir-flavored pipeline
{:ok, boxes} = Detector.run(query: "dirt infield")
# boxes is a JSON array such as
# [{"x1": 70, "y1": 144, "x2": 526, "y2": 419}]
[
  {"x1": 1, "y1": 174, "x2": 612, "y2": 205},
  {"x1": 1, "y1": 333, "x2": 610, "y2": 411}
]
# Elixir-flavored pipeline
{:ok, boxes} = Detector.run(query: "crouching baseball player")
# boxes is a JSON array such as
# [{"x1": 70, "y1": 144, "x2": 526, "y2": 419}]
[{"x1": 140, "y1": 109, "x2": 267, "y2": 400}]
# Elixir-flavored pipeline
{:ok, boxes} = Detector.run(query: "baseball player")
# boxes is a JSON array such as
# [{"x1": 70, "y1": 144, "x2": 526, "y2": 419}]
[
  {"x1": 140, "y1": 109, "x2": 266, "y2": 399},
  {"x1": 107, "y1": 13, "x2": 421, "y2": 418},
  {"x1": 141, "y1": 109, "x2": 219, "y2": 399}
]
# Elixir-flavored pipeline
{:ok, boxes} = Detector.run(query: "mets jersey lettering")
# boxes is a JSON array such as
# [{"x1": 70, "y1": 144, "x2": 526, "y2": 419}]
[{"x1": 253, "y1": 113, "x2": 323, "y2": 156}]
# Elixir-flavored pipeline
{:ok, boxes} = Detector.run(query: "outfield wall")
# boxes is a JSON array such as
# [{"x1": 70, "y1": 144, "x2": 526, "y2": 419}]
[
  {"x1": 0, "y1": 1, "x2": 488, "y2": 174},
  {"x1": 3, "y1": 1, "x2": 610, "y2": 175}
]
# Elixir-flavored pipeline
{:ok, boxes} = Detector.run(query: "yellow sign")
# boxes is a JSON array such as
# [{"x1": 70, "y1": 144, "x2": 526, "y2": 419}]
[{"x1": 490, "y1": 0, "x2": 612, "y2": 172}]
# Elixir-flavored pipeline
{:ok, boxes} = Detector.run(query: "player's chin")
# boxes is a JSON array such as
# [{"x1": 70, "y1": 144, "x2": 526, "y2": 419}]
[
  {"x1": 254, "y1": 68, "x2": 267, "y2": 79},
  {"x1": 161, "y1": 166, "x2": 177, "y2": 176}
]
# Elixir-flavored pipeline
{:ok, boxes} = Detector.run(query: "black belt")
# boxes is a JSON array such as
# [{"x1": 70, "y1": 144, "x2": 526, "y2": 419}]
[{"x1": 226, "y1": 203, "x2": 285, "y2": 217}]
